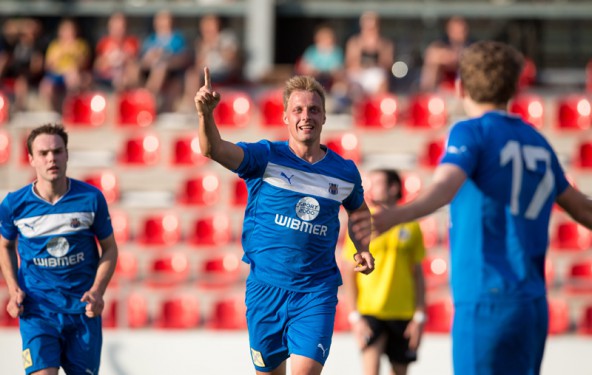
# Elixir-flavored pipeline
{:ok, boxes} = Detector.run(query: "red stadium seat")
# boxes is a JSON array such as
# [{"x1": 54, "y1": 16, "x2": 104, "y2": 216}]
[
  {"x1": 117, "y1": 88, "x2": 156, "y2": 127},
  {"x1": 353, "y1": 93, "x2": 398, "y2": 129},
  {"x1": 146, "y1": 252, "x2": 191, "y2": 288},
  {"x1": 198, "y1": 253, "x2": 242, "y2": 289},
  {"x1": 509, "y1": 93, "x2": 545, "y2": 129},
  {"x1": 127, "y1": 293, "x2": 151, "y2": 328},
  {"x1": 406, "y1": 93, "x2": 448, "y2": 130},
  {"x1": 422, "y1": 255, "x2": 449, "y2": 290},
  {"x1": 156, "y1": 294, "x2": 201, "y2": 329},
  {"x1": 119, "y1": 134, "x2": 160, "y2": 166},
  {"x1": 577, "y1": 304, "x2": 592, "y2": 335},
  {"x1": 213, "y1": 90, "x2": 252, "y2": 128},
  {"x1": 420, "y1": 137, "x2": 445, "y2": 169},
  {"x1": 171, "y1": 135, "x2": 209, "y2": 167},
  {"x1": 258, "y1": 89, "x2": 284, "y2": 128},
  {"x1": 62, "y1": 91, "x2": 108, "y2": 127},
  {"x1": 137, "y1": 213, "x2": 182, "y2": 247},
  {"x1": 0, "y1": 131, "x2": 11, "y2": 164},
  {"x1": 207, "y1": 295, "x2": 247, "y2": 330},
  {"x1": 419, "y1": 217, "x2": 440, "y2": 249},
  {"x1": 324, "y1": 133, "x2": 361, "y2": 163},
  {"x1": 424, "y1": 298, "x2": 454, "y2": 333},
  {"x1": 547, "y1": 297, "x2": 571, "y2": 335},
  {"x1": 82, "y1": 170, "x2": 119, "y2": 204},
  {"x1": 188, "y1": 213, "x2": 232, "y2": 248},
  {"x1": 545, "y1": 258, "x2": 555, "y2": 287},
  {"x1": 556, "y1": 94, "x2": 591, "y2": 131},
  {"x1": 231, "y1": 178, "x2": 248, "y2": 207},
  {"x1": 0, "y1": 91, "x2": 9, "y2": 125},
  {"x1": 112, "y1": 250, "x2": 139, "y2": 285},
  {"x1": 178, "y1": 174, "x2": 220, "y2": 206},
  {"x1": 110, "y1": 210, "x2": 131, "y2": 245},
  {"x1": 573, "y1": 140, "x2": 592, "y2": 169},
  {"x1": 565, "y1": 258, "x2": 592, "y2": 294},
  {"x1": 333, "y1": 298, "x2": 352, "y2": 332},
  {"x1": 518, "y1": 57, "x2": 537, "y2": 89},
  {"x1": 550, "y1": 221, "x2": 591, "y2": 251}
]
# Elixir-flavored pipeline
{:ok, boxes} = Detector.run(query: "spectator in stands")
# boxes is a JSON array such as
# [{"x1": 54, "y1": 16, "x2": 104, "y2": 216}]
[
  {"x1": 342, "y1": 169, "x2": 426, "y2": 375},
  {"x1": 419, "y1": 16, "x2": 472, "y2": 92},
  {"x1": 345, "y1": 11, "x2": 394, "y2": 101},
  {"x1": 0, "y1": 18, "x2": 45, "y2": 111},
  {"x1": 0, "y1": 123, "x2": 118, "y2": 375},
  {"x1": 39, "y1": 18, "x2": 91, "y2": 111},
  {"x1": 180, "y1": 14, "x2": 240, "y2": 112},
  {"x1": 351, "y1": 40, "x2": 592, "y2": 375},
  {"x1": 296, "y1": 24, "x2": 350, "y2": 113},
  {"x1": 194, "y1": 67, "x2": 375, "y2": 375},
  {"x1": 140, "y1": 10, "x2": 189, "y2": 111},
  {"x1": 93, "y1": 12, "x2": 141, "y2": 92}
]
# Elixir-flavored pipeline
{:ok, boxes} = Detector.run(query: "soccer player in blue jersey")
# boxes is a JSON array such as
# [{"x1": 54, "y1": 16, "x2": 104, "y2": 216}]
[
  {"x1": 352, "y1": 40, "x2": 592, "y2": 375},
  {"x1": 194, "y1": 67, "x2": 375, "y2": 375},
  {"x1": 0, "y1": 124, "x2": 118, "y2": 375}
]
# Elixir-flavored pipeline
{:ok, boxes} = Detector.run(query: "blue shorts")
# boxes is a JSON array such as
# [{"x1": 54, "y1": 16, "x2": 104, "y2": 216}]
[
  {"x1": 245, "y1": 278, "x2": 338, "y2": 372},
  {"x1": 19, "y1": 310, "x2": 102, "y2": 375},
  {"x1": 452, "y1": 297, "x2": 548, "y2": 375}
]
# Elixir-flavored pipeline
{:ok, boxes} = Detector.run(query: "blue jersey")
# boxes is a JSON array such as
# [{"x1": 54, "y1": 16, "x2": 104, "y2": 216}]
[
  {"x1": 0, "y1": 179, "x2": 114, "y2": 314},
  {"x1": 440, "y1": 111, "x2": 569, "y2": 303},
  {"x1": 235, "y1": 140, "x2": 364, "y2": 292}
]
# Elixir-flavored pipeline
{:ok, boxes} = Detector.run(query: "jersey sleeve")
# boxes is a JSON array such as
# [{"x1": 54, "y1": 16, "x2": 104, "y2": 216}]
[
  {"x1": 342, "y1": 161, "x2": 365, "y2": 211},
  {"x1": 440, "y1": 121, "x2": 481, "y2": 177},
  {"x1": 234, "y1": 140, "x2": 270, "y2": 179},
  {"x1": 0, "y1": 195, "x2": 17, "y2": 241},
  {"x1": 91, "y1": 192, "x2": 114, "y2": 241}
]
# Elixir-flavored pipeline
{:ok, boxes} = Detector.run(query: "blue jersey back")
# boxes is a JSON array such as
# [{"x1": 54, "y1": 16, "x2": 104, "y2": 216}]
[
  {"x1": 0, "y1": 179, "x2": 114, "y2": 313},
  {"x1": 441, "y1": 111, "x2": 569, "y2": 303},
  {"x1": 235, "y1": 140, "x2": 364, "y2": 292}
]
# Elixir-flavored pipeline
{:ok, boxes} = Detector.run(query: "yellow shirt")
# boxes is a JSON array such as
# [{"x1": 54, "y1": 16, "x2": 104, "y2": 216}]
[{"x1": 343, "y1": 221, "x2": 425, "y2": 320}]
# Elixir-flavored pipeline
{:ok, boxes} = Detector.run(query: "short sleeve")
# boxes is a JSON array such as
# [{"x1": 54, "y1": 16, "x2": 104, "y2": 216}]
[
  {"x1": 440, "y1": 121, "x2": 481, "y2": 177},
  {"x1": 91, "y1": 192, "x2": 114, "y2": 241},
  {"x1": 0, "y1": 195, "x2": 17, "y2": 241},
  {"x1": 234, "y1": 141, "x2": 270, "y2": 180}
]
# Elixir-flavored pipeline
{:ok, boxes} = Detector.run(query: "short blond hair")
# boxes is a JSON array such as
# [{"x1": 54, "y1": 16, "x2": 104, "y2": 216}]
[{"x1": 283, "y1": 75, "x2": 327, "y2": 112}]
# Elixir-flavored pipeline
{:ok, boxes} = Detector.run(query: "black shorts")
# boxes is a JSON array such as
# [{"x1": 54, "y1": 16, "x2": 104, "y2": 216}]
[{"x1": 363, "y1": 315, "x2": 418, "y2": 365}]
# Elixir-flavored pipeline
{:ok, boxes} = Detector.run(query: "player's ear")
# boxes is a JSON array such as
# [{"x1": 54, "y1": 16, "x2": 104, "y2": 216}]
[{"x1": 283, "y1": 112, "x2": 288, "y2": 125}]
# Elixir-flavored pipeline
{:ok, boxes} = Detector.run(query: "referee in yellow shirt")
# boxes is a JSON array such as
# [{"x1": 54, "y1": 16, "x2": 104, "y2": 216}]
[{"x1": 342, "y1": 169, "x2": 426, "y2": 375}]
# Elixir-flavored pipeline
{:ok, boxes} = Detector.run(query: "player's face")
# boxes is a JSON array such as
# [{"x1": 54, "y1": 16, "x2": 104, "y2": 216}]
[
  {"x1": 368, "y1": 171, "x2": 400, "y2": 205},
  {"x1": 29, "y1": 134, "x2": 68, "y2": 183},
  {"x1": 283, "y1": 90, "x2": 326, "y2": 145}
]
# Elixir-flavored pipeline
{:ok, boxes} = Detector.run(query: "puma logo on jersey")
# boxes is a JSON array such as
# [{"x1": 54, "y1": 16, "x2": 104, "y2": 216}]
[{"x1": 280, "y1": 172, "x2": 294, "y2": 184}]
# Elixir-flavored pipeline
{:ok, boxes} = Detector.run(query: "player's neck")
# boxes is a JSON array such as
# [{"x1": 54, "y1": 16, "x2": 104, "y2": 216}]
[
  {"x1": 34, "y1": 177, "x2": 69, "y2": 204},
  {"x1": 463, "y1": 98, "x2": 507, "y2": 118},
  {"x1": 288, "y1": 140, "x2": 326, "y2": 164}
]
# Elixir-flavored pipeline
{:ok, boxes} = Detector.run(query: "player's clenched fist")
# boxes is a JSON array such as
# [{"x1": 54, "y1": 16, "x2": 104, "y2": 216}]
[{"x1": 194, "y1": 66, "x2": 221, "y2": 116}]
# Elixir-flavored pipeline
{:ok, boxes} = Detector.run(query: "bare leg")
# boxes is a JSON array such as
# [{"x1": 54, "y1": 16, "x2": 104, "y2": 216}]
[
  {"x1": 361, "y1": 333, "x2": 388, "y2": 375},
  {"x1": 256, "y1": 360, "x2": 287, "y2": 375},
  {"x1": 391, "y1": 362, "x2": 408, "y2": 375},
  {"x1": 290, "y1": 354, "x2": 323, "y2": 375},
  {"x1": 31, "y1": 368, "x2": 59, "y2": 375}
]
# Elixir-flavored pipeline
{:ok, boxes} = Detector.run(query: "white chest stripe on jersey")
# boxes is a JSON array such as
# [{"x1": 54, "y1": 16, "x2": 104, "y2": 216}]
[
  {"x1": 263, "y1": 163, "x2": 354, "y2": 202},
  {"x1": 15, "y1": 212, "x2": 95, "y2": 238}
]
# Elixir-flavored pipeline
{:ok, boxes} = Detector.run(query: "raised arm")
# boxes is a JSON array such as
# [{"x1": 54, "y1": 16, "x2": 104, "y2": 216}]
[
  {"x1": 556, "y1": 185, "x2": 592, "y2": 229},
  {"x1": 194, "y1": 66, "x2": 244, "y2": 171}
]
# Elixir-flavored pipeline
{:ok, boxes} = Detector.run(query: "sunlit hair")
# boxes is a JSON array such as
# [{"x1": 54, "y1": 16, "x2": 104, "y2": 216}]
[
  {"x1": 283, "y1": 75, "x2": 327, "y2": 112},
  {"x1": 459, "y1": 40, "x2": 524, "y2": 105},
  {"x1": 26, "y1": 123, "x2": 69, "y2": 156}
]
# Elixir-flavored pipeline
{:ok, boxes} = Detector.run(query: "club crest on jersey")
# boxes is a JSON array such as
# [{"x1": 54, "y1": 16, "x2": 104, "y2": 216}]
[
  {"x1": 328, "y1": 183, "x2": 338, "y2": 195},
  {"x1": 70, "y1": 218, "x2": 81, "y2": 228}
]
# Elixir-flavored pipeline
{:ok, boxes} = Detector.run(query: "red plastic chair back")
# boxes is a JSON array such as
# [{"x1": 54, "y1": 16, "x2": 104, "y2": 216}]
[
  {"x1": 353, "y1": 93, "x2": 398, "y2": 129},
  {"x1": 62, "y1": 92, "x2": 108, "y2": 127},
  {"x1": 556, "y1": 94, "x2": 591, "y2": 130},
  {"x1": 509, "y1": 93, "x2": 544, "y2": 129},
  {"x1": 406, "y1": 93, "x2": 448, "y2": 129},
  {"x1": 117, "y1": 89, "x2": 156, "y2": 127}
]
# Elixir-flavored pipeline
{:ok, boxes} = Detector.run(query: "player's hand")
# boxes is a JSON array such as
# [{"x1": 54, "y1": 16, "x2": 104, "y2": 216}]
[
  {"x1": 80, "y1": 290, "x2": 104, "y2": 318},
  {"x1": 404, "y1": 318, "x2": 424, "y2": 351},
  {"x1": 194, "y1": 66, "x2": 221, "y2": 116},
  {"x1": 351, "y1": 317, "x2": 374, "y2": 350},
  {"x1": 353, "y1": 251, "x2": 375, "y2": 275},
  {"x1": 350, "y1": 207, "x2": 401, "y2": 247},
  {"x1": 6, "y1": 288, "x2": 25, "y2": 318}
]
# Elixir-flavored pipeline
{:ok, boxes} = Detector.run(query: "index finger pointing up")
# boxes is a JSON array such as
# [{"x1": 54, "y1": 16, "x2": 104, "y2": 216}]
[{"x1": 203, "y1": 66, "x2": 212, "y2": 90}]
